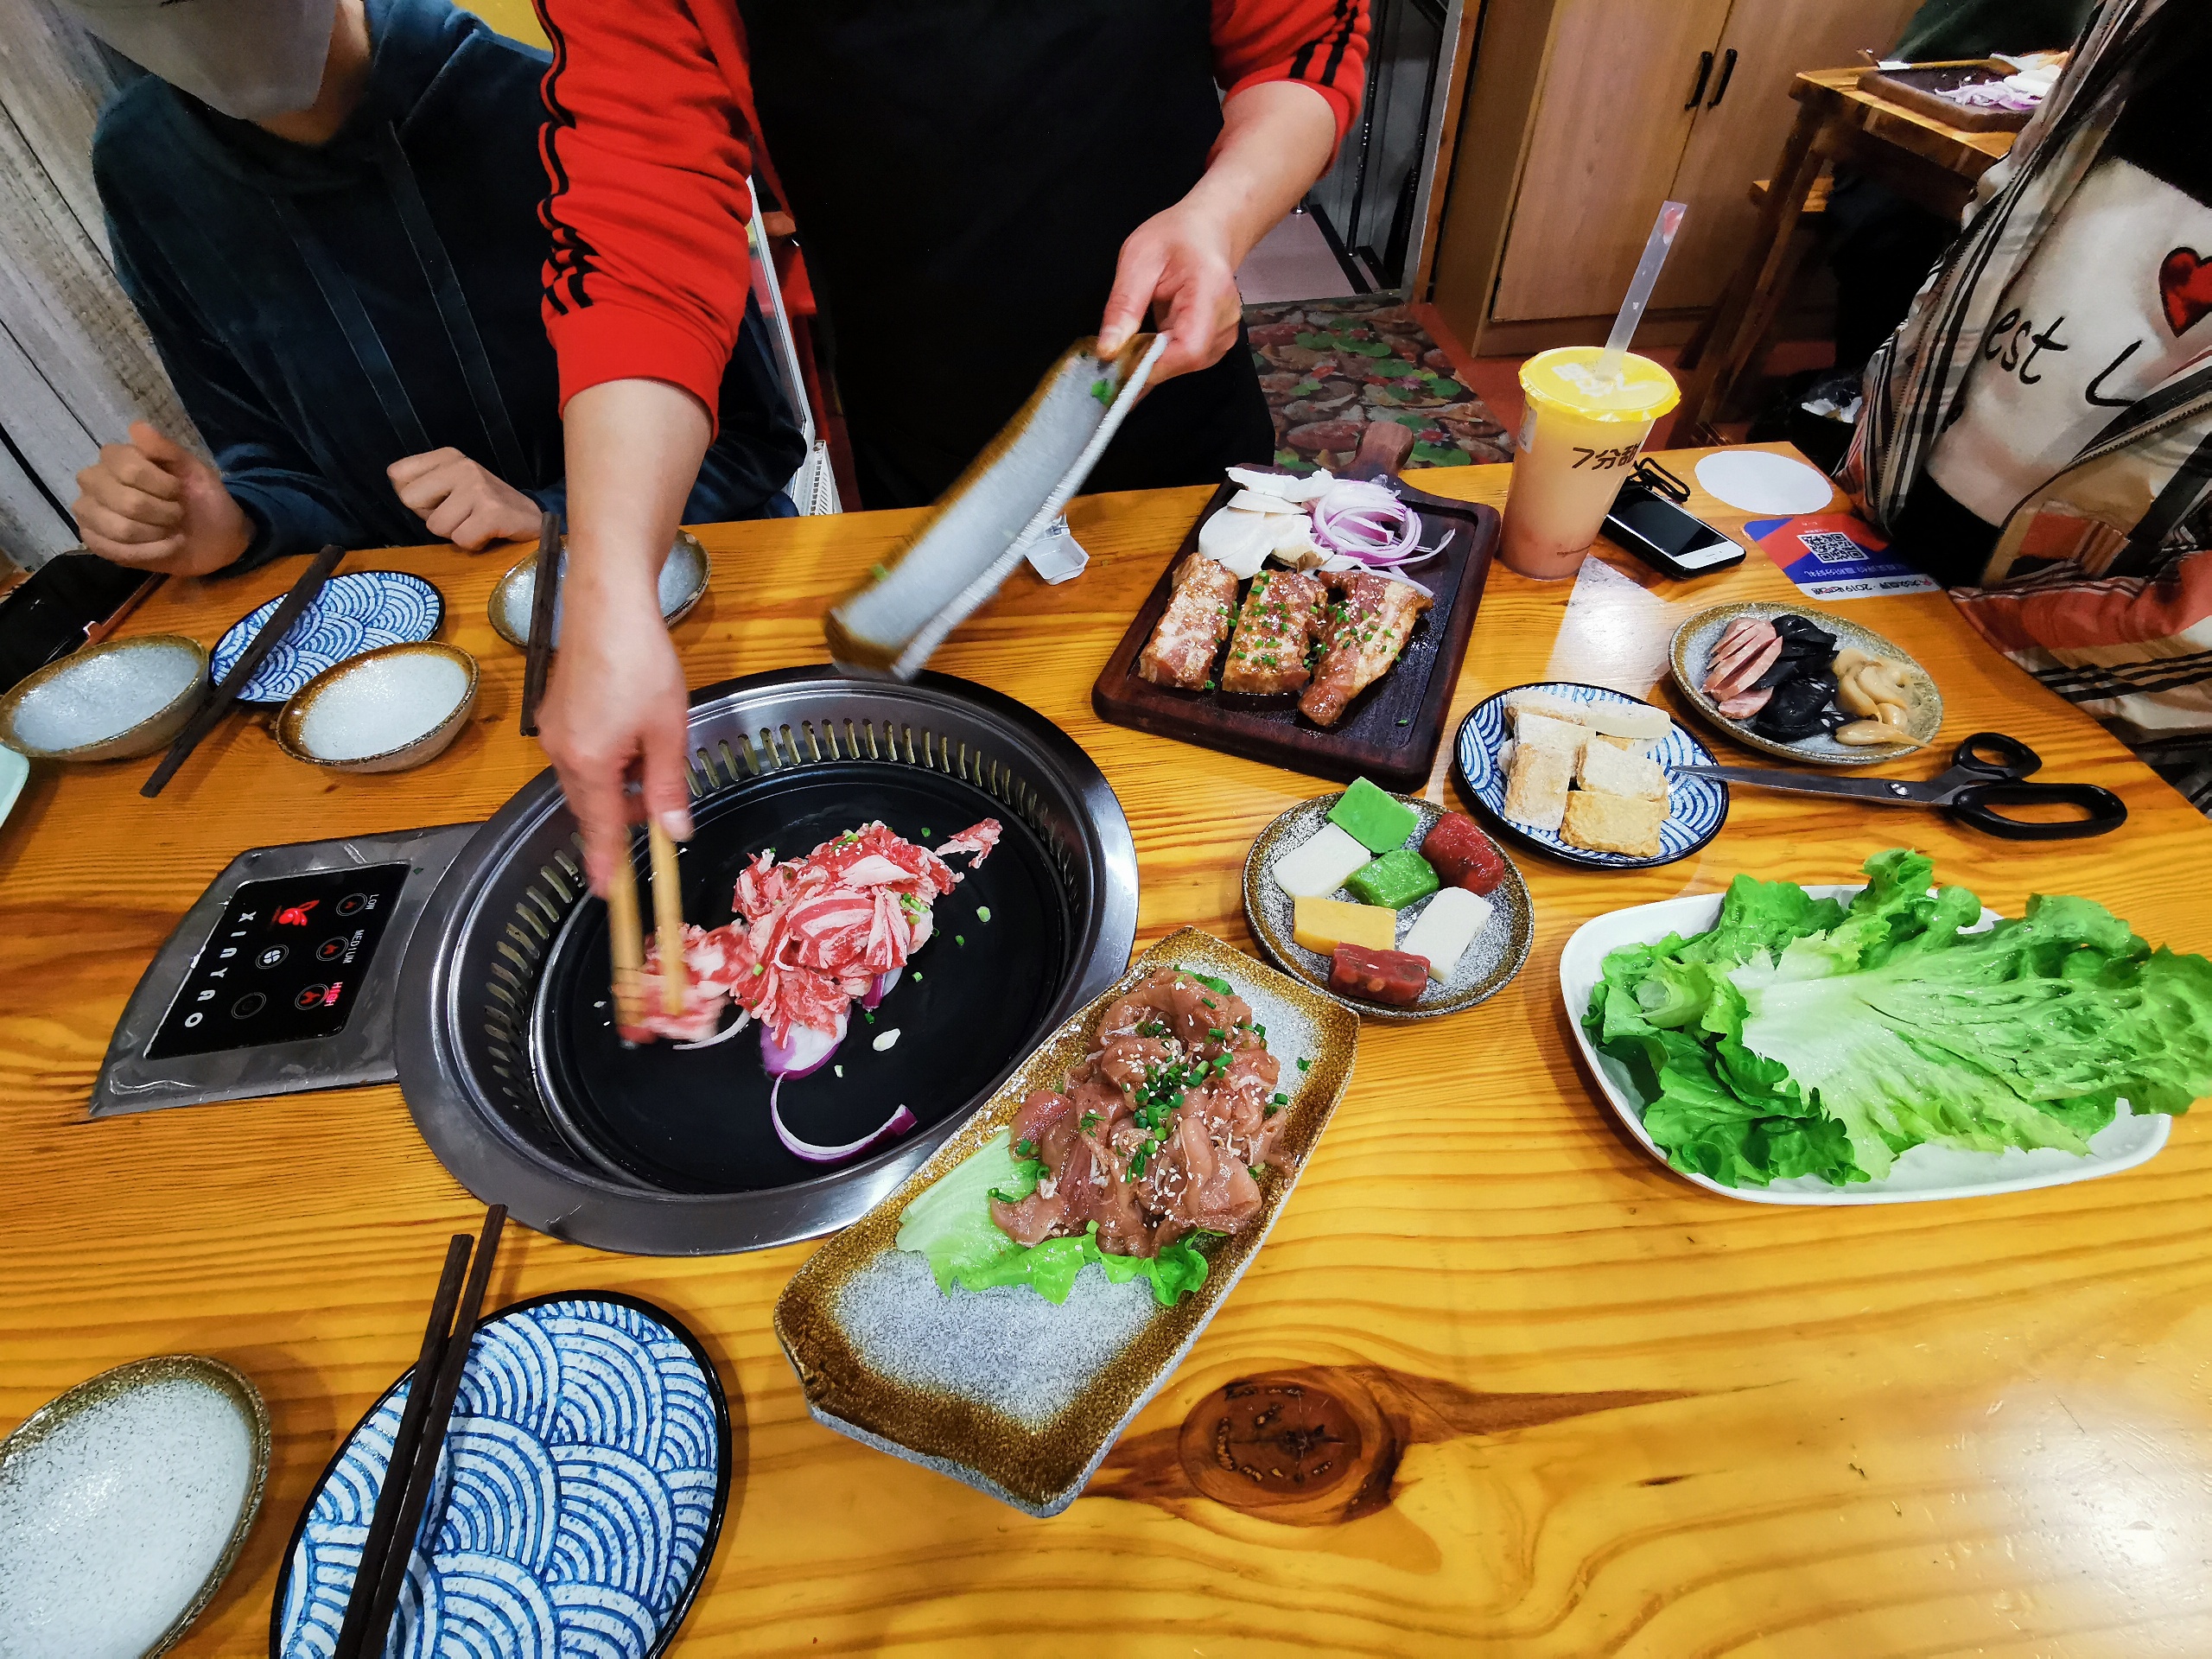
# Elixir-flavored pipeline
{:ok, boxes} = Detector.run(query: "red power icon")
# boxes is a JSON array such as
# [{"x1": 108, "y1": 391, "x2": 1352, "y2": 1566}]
[{"x1": 274, "y1": 900, "x2": 319, "y2": 927}]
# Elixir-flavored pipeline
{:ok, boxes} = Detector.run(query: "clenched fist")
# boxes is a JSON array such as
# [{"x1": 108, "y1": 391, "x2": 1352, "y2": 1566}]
[
  {"x1": 387, "y1": 448, "x2": 543, "y2": 550},
  {"x1": 73, "y1": 423, "x2": 252, "y2": 576}
]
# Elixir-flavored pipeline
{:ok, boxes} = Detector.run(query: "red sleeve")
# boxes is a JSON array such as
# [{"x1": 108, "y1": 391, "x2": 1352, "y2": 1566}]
[
  {"x1": 531, "y1": 0, "x2": 757, "y2": 428},
  {"x1": 1211, "y1": 0, "x2": 1371, "y2": 151}
]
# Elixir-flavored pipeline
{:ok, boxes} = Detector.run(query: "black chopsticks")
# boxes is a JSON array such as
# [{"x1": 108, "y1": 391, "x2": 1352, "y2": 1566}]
[
  {"x1": 518, "y1": 511, "x2": 561, "y2": 736},
  {"x1": 142, "y1": 542, "x2": 345, "y2": 798},
  {"x1": 331, "y1": 1204, "x2": 505, "y2": 1659}
]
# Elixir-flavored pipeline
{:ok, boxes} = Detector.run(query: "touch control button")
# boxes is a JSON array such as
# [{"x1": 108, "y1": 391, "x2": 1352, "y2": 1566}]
[
  {"x1": 295, "y1": 983, "x2": 330, "y2": 1011},
  {"x1": 230, "y1": 992, "x2": 267, "y2": 1020},
  {"x1": 257, "y1": 944, "x2": 288, "y2": 969},
  {"x1": 316, "y1": 937, "x2": 346, "y2": 963}
]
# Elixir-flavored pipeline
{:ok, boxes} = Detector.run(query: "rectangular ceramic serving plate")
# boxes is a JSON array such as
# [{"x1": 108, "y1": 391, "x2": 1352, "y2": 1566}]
[
  {"x1": 1560, "y1": 886, "x2": 2171, "y2": 1206},
  {"x1": 772, "y1": 927, "x2": 1359, "y2": 1516}
]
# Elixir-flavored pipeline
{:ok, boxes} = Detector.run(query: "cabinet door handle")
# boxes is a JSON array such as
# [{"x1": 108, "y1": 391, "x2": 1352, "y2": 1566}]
[
  {"x1": 1707, "y1": 48, "x2": 1738, "y2": 108},
  {"x1": 1686, "y1": 51, "x2": 1713, "y2": 109}
]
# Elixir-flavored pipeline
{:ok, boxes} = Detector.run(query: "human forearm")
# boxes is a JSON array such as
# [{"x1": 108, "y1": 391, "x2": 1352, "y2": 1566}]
[
  {"x1": 1096, "y1": 80, "x2": 1337, "y2": 376},
  {"x1": 562, "y1": 378, "x2": 713, "y2": 598},
  {"x1": 537, "y1": 377, "x2": 715, "y2": 890},
  {"x1": 1193, "y1": 81, "x2": 1338, "y2": 270}
]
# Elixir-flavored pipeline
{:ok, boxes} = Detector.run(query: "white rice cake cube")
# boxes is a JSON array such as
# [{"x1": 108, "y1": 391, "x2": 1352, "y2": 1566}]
[
  {"x1": 1399, "y1": 887, "x2": 1494, "y2": 980},
  {"x1": 1271, "y1": 822, "x2": 1375, "y2": 899}
]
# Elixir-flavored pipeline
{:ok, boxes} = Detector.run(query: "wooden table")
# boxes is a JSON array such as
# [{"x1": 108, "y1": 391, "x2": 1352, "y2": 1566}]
[
  {"x1": 6, "y1": 446, "x2": 2210, "y2": 1655},
  {"x1": 1676, "y1": 67, "x2": 2018, "y2": 440}
]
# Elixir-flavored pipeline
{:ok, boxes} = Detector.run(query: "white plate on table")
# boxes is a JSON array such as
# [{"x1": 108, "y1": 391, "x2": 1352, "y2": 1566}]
[{"x1": 1560, "y1": 885, "x2": 2171, "y2": 1205}]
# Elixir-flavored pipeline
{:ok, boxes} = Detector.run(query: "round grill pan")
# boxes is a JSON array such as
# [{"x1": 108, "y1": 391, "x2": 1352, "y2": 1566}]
[{"x1": 397, "y1": 668, "x2": 1138, "y2": 1255}]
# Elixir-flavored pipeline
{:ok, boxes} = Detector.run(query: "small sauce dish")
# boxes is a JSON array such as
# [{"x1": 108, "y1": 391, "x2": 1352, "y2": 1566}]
[
  {"x1": 489, "y1": 531, "x2": 709, "y2": 648},
  {"x1": 275, "y1": 641, "x2": 480, "y2": 773},
  {"x1": 0, "y1": 634, "x2": 208, "y2": 762}
]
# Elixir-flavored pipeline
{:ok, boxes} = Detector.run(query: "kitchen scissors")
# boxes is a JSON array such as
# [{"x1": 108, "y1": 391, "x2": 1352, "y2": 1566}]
[{"x1": 1677, "y1": 732, "x2": 2127, "y2": 840}]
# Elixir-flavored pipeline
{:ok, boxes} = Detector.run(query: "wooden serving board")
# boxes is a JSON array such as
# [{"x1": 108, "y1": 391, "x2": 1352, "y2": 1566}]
[{"x1": 1090, "y1": 463, "x2": 1499, "y2": 791}]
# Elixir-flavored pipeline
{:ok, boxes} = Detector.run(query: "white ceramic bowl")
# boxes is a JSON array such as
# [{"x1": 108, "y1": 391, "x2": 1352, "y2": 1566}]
[
  {"x1": 0, "y1": 634, "x2": 208, "y2": 762},
  {"x1": 274, "y1": 641, "x2": 480, "y2": 773},
  {"x1": 489, "y1": 530, "x2": 709, "y2": 648}
]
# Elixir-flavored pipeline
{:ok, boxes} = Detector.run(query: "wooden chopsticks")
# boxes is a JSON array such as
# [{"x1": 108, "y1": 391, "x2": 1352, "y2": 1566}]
[
  {"x1": 518, "y1": 511, "x2": 561, "y2": 737},
  {"x1": 142, "y1": 542, "x2": 344, "y2": 798},
  {"x1": 648, "y1": 821, "x2": 688, "y2": 1016},
  {"x1": 331, "y1": 1204, "x2": 505, "y2": 1659},
  {"x1": 607, "y1": 821, "x2": 688, "y2": 1033}
]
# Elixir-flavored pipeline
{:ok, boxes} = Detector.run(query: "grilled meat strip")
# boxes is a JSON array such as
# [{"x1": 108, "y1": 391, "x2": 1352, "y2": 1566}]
[
  {"x1": 1297, "y1": 571, "x2": 1431, "y2": 727},
  {"x1": 1136, "y1": 554, "x2": 1237, "y2": 689},
  {"x1": 1219, "y1": 568, "x2": 1326, "y2": 696}
]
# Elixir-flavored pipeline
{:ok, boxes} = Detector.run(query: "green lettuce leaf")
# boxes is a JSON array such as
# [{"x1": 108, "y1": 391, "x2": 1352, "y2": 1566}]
[
  {"x1": 893, "y1": 1129, "x2": 1215, "y2": 1306},
  {"x1": 1585, "y1": 849, "x2": 2212, "y2": 1190}
]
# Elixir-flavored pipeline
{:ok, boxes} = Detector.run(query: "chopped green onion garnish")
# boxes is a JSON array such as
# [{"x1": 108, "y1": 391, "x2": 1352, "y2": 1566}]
[
  {"x1": 1015, "y1": 1138, "x2": 1035, "y2": 1157},
  {"x1": 834, "y1": 1065, "x2": 844, "y2": 1077},
  {"x1": 976, "y1": 906, "x2": 992, "y2": 923},
  {"x1": 1271, "y1": 1092, "x2": 1288, "y2": 1105},
  {"x1": 1297, "y1": 1058, "x2": 1311, "y2": 1071},
  {"x1": 869, "y1": 563, "x2": 889, "y2": 580},
  {"x1": 956, "y1": 934, "x2": 965, "y2": 945}
]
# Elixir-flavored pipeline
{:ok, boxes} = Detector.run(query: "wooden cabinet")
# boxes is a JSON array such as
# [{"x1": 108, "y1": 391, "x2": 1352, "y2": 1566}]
[{"x1": 1433, "y1": 0, "x2": 1920, "y2": 349}]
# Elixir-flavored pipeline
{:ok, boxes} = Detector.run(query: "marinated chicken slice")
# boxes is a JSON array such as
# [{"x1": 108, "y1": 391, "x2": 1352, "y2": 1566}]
[
  {"x1": 1136, "y1": 555, "x2": 1237, "y2": 689},
  {"x1": 1297, "y1": 572, "x2": 1431, "y2": 727},
  {"x1": 1219, "y1": 569, "x2": 1326, "y2": 696}
]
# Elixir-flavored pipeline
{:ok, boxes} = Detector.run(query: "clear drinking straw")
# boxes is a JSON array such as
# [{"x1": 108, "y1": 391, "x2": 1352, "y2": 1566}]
[{"x1": 1594, "y1": 200, "x2": 1688, "y2": 386}]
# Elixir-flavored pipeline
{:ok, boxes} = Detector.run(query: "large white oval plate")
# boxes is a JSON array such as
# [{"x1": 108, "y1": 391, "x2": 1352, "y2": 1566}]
[{"x1": 1560, "y1": 885, "x2": 2172, "y2": 1205}]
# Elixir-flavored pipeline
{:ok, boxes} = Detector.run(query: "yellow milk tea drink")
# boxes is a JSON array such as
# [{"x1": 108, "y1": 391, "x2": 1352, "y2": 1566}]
[{"x1": 1499, "y1": 347, "x2": 1680, "y2": 580}]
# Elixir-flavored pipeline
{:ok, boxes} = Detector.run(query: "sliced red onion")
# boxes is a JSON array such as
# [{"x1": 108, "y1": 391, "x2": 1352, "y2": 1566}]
[
  {"x1": 863, "y1": 968, "x2": 901, "y2": 1011},
  {"x1": 761, "y1": 1008, "x2": 848, "y2": 1079},
  {"x1": 771, "y1": 1092, "x2": 918, "y2": 1163},
  {"x1": 1311, "y1": 480, "x2": 1423, "y2": 567}
]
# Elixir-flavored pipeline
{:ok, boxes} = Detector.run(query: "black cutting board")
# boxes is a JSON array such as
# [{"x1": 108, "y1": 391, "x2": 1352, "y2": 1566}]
[{"x1": 1090, "y1": 454, "x2": 1498, "y2": 791}]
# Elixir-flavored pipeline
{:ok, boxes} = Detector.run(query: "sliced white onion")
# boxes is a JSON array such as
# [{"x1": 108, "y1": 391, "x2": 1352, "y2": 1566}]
[
  {"x1": 672, "y1": 1007, "x2": 754, "y2": 1051},
  {"x1": 771, "y1": 1092, "x2": 918, "y2": 1163}
]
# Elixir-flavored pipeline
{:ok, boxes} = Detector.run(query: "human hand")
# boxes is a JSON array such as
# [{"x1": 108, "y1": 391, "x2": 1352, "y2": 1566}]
[
  {"x1": 534, "y1": 572, "x2": 694, "y2": 895},
  {"x1": 73, "y1": 422, "x2": 252, "y2": 575},
  {"x1": 1096, "y1": 200, "x2": 1244, "y2": 384},
  {"x1": 387, "y1": 448, "x2": 543, "y2": 550}
]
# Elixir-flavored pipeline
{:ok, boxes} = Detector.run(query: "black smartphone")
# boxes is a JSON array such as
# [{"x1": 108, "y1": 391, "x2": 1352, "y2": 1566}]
[{"x1": 1604, "y1": 463, "x2": 1745, "y2": 580}]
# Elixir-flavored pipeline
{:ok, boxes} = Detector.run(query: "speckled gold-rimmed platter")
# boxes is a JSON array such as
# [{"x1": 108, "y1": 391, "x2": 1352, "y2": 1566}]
[
  {"x1": 1243, "y1": 788, "x2": 1534, "y2": 1021},
  {"x1": 1671, "y1": 601, "x2": 1943, "y2": 766},
  {"x1": 772, "y1": 927, "x2": 1357, "y2": 1516},
  {"x1": 0, "y1": 1354, "x2": 269, "y2": 1656}
]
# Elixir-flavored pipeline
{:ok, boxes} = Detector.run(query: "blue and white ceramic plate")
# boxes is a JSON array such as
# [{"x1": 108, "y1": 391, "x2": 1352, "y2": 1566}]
[
  {"x1": 271, "y1": 1294, "x2": 729, "y2": 1659},
  {"x1": 212, "y1": 570, "x2": 442, "y2": 706},
  {"x1": 1453, "y1": 681, "x2": 1728, "y2": 870}
]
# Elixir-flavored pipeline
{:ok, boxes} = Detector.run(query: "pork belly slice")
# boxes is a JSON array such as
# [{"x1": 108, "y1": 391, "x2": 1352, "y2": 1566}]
[
  {"x1": 1220, "y1": 568, "x2": 1327, "y2": 696},
  {"x1": 1136, "y1": 554, "x2": 1237, "y2": 689},
  {"x1": 1297, "y1": 572, "x2": 1432, "y2": 727}
]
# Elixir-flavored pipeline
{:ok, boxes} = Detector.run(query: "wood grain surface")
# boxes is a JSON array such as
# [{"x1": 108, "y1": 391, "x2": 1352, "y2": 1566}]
[{"x1": 4, "y1": 446, "x2": 2210, "y2": 1656}]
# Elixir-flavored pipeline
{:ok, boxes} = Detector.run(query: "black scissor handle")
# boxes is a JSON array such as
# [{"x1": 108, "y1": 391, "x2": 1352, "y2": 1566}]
[
  {"x1": 1950, "y1": 780, "x2": 2128, "y2": 840},
  {"x1": 1949, "y1": 731, "x2": 2042, "y2": 782}
]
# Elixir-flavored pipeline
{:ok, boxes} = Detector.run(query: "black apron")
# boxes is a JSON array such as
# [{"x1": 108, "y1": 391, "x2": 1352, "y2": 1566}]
[{"x1": 738, "y1": 0, "x2": 1275, "y2": 508}]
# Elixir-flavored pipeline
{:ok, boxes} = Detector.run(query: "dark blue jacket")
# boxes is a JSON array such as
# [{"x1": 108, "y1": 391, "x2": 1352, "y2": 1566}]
[{"x1": 92, "y1": 0, "x2": 804, "y2": 569}]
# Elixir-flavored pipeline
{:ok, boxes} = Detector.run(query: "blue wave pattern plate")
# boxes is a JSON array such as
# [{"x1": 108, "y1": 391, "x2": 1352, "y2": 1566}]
[
  {"x1": 272, "y1": 1294, "x2": 729, "y2": 1659},
  {"x1": 212, "y1": 570, "x2": 442, "y2": 706},
  {"x1": 1453, "y1": 681, "x2": 1729, "y2": 870}
]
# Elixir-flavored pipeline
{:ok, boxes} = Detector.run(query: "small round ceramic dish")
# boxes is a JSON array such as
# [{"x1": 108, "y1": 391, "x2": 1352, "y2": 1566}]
[
  {"x1": 275, "y1": 641, "x2": 480, "y2": 773},
  {"x1": 0, "y1": 1354, "x2": 269, "y2": 1659},
  {"x1": 1453, "y1": 681, "x2": 1729, "y2": 870},
  {"x1": 212, "y1": 569, "x2": 443, "y2": 707},
  {"x1": 1243, "y1": 788, "x2": 1534, "y2": 1022},
  {"x1": 490, "y1": 531, "x2": 710, "y2": 649},
  {"x1": 270, "y1": 1293, "x2": 730, "y2": 1659},
  {"x1": 1670, "y1": 601, "x2": 1942, "y2": 766},
  {"x1": 0, "y1": 633, "x2": 208, "y2": 761}
]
